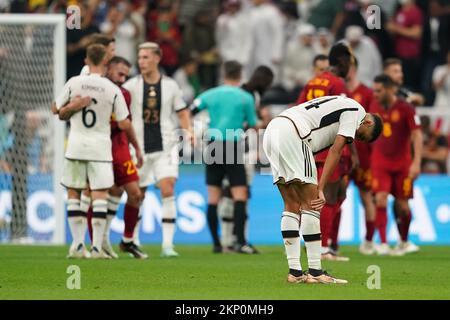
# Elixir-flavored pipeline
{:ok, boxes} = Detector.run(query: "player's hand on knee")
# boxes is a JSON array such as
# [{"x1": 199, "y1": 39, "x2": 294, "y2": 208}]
[{"x1": 311, "y1": 190, "x2": 326, "y2": 211}]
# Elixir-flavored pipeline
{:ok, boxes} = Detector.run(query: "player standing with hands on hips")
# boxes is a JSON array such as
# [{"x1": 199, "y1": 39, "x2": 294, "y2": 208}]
[
  {"x1": 123, "y1": 42, "x2": 194, "y2": 258},
  {"x1": 263, "y1": 95, "x2": 383, "y2": 284}
]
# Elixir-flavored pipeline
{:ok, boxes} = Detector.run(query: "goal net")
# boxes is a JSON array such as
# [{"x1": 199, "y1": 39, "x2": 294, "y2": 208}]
[{"x1": 0, "y1": 14, "x2": 66, "y2": 244}]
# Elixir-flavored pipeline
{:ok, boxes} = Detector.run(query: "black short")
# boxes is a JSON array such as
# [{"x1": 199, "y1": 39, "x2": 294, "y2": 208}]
[{"x1": 205, "y1": 140, "x2": 247, "y2": 187}]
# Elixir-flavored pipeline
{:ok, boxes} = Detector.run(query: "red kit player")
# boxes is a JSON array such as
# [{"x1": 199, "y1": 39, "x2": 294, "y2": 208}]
[
  {"x1": 296, "y1": 42, "x2": 356, "y2": 261},
  {"x1": 345, "y1": 60, "x2": 377, "y2": 255},
  {"x1": 369, "y1": 75, "x2": 422, "y2": 256}
]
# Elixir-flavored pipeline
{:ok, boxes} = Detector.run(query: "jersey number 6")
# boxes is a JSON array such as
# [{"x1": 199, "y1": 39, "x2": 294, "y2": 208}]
[{"x1": 82, "y1": 98, "x2": 97, "y2": 128}]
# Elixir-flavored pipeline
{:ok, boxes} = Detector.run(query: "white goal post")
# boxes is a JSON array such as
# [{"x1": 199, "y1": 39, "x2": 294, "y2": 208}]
[{"x1": 0, "y1": 14, "x2": 66, "y2": 244}]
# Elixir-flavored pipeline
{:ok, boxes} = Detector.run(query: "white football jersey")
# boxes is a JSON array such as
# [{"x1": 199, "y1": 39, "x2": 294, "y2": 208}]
[
  {"x1": 123, "y1": 75, "x2": 187, "y2": 154},
  {"x1": 278, "y1": 96, "x2": 366, "y2": 153},
  {"x1": 55, "y1": 73, "x2": 129, "y2": 161}
]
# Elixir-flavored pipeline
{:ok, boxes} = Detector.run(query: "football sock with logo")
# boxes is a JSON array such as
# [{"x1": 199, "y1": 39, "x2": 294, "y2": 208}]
[
  {"x1": 302, "y1": 210, "x2": 322, "y2": 275},
  {"x1": 105, "y1": 195, "x2": 121, "y2": 243},
  {"x1": 91, "y1": 199, "x2": 108, "y2": 250},
  {"x1": 162, "y1": 196, "x2": 177, "y2": 249},
  {"x1": 67, "y1": 198, "x2": 85, "y2": 246},
  {"x1": 281, "y1": 211, "x2": 302, "y2": 276}
]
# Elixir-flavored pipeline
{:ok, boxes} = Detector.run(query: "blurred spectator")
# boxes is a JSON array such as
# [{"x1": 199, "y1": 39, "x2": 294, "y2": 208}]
[
  {"x1": 130, "y1": 1, "x2": 147, "y2": 50},
  {"x1": 307, "y1": 0, "x2": 346, "y2": 36},
  {"x1": 182, "y1": 8, "x2": 219, "y2": 89},
  {"x1": 313, "y1": 28, "x2": 333, "y2": 54},
  {"x1": 177, "y1": 0, "x2": 220, "y2": 29},
  {"x1": 421, "y1": 0, "x2": 450, "y2": 105},
  {"x1": 100, "y1": 2, "x2": 139, "y2": 69},
  {"x1": 345, "y1": 25, "x2": 382, "y2": 86},
  {"x1": 215, "y1": 0, "x2": 252, "y2": 79},
  {"x1": 248, "y1": 0, "x2": 284, "y2": 83},
  {"x1": 386, "y1": 0, "x2": 423, "y2": 92},
  {"x1": 432, "y1": 50, "x2": 450, "y2": 109},
  {"x1": 147, "y1": 2, "x2": 182, "y2": 76},
  {"x1": 421, "y1": 115, "x2": 449, "y2": 174},
  {"x1": 278, "y1": 1, "x2": 300, "y2": 44},
  {"x1": 173, "y1": 56, "x2": 201, "y2": 104},
  {"x1": 383, "y1": 58, "x2": 425, "y2": 106},
  {"x1": 281, "y1": 24, "x2": 316, "y2": 93},
  {"x1": 313, "y1": 54, "x2": 330, "y2": 76},
  {"x1": 337, "y1": 0, "x2": 393, "y2": 59},
  {"x1": 66, "y1": 1, "x2": 100, "y2": 79}
]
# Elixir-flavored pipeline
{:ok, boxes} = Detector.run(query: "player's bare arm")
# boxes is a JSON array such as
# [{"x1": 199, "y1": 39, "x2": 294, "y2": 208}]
[
  {"x1": 349, "y1": 142, "x2": 359, "y2": 172},
  {"x1": 54, "y1": 96, "x2": 92, "y2": 121},
  {"x1": 177, "y1": 108, "x2": 195, "y2": 146},
  {"x1": 312, "y1": 135, "x2": 348, "y2": 211},
  {"x1": 409, "y1": 128, "x2": 423, "y2": 180},
  {"x1": 117, "y1": 118, "x2": 144, "y2": 168}
]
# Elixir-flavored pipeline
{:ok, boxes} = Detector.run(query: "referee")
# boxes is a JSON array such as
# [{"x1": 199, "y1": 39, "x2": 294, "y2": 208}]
[{"x1": 192, "y1": 61, "x2": 258, "y2": 253}]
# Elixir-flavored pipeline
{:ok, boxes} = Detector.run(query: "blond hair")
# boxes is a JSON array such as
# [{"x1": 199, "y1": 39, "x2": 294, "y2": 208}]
[{"x1": 138, "y1": 42, "x2": 162, "y2": 57}]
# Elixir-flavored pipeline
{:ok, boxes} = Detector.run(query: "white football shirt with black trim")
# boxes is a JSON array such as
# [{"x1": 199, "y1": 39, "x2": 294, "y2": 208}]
[
  {"x1": 279, "y1": 95, "x2": 366, "y2": 153},
  {"x1": 55, "y1": 73, "x2": 129, "y2": 161}
]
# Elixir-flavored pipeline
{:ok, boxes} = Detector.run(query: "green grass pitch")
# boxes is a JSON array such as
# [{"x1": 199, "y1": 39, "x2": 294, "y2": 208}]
[{"x1": 1, "y1": 245, "x2": 449, "y2": 300}]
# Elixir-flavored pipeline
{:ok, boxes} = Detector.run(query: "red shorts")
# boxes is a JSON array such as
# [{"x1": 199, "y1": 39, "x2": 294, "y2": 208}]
[
  {"x1": 371, "y1": 167, "x2": 413, "y2": 199},
  {"x1": 317, "y1": 163, "x2": 341, "y2": 183},
  {"x1": 352, "y1": 167, "x2": 372, "y2": 191}
]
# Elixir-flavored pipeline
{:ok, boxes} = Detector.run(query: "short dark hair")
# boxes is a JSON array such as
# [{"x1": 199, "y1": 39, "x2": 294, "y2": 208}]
[
  {"x1": 88, "y1": 33, "x2": 115, "y2": 47},
  {"x1": 313, "y1": 54, "x2": 328, "y2": 66},
  {"x1": 329, "y1": 42, "x2": 352, "y2": 67},
  {"x1": 383, "y1": 58, "x2": 402, "y2": 70},
  {"x1": 86, "y1": 44, "x2": 106, "y2": 66},
  {"x1": 373, "y1": 74, "x2": 398, "y2": 88},
  {"x1": 223, "y1": 60, "x2": 242, "y2": 80},
  {"x1": 108, "y1": 56, "x2": 131, "y2": 68},
  {"x1": 369, "y1": 113, "x2": 383, "y2": 143}
]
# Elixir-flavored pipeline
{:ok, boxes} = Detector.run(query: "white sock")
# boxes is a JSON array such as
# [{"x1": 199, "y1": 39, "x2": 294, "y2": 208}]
[
  {"x1": 80, "y1": 193, "x2": 91, "y2": 213},
  {"x1": 67, "y1": 199, "x2": 82, "y2": 247},
  {"x1": 104, "y1": 195, "x2": 120, "y2": 243},
  {"x1": 133, "y1": 216, "x2": 141, "y2": 246},
  {"x1": 281, "y1": 211, "x2": 302, "y2": 274},
  {"x1": 162, "y1": 196, "x2": 176, "y2": 249},
  {"x1": 301, "y1": 210, "x2": 322, "y2": 272},
  {"x1": 92, "y1": 199, "x2": 108, "y2": 250},
  {"x1": 218, "y1": 196, "x2": 234, "y2": 247}
]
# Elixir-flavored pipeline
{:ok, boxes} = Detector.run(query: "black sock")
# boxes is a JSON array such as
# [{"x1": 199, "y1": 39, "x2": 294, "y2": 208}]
[
  {"x1": 290, "y1": 269, "x2": 303, "y2": 277},
  {"x1": 234, "y1": 201, "x2": 247, "y2": 245},
  {"x1": 207, "y1": 204, "x2": 220, "y2": 246},
  {"x1": 308, "y1": 268, "x2": 323, "y2": 277}
]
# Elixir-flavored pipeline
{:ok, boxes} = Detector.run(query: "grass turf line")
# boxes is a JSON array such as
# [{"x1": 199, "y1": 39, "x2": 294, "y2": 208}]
[{"x1": 0, "y1": 245, "x2": 449, "y2": 299}]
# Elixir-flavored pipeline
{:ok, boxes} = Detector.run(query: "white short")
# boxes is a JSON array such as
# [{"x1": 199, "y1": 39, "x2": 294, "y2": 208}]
[
  {"x1": 138, "y1": 145, "x2": 179, "y2": 187},
  {"x1": 263, "y1": 117, "x2": 317, "y2": 185},
  {"x1": 61, "y1": 159, "x2": 114, "y2": 190}
]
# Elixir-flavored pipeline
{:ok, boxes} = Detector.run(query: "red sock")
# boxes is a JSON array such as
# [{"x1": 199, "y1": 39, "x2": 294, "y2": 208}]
[
  {"x1": 123, "y1": 203, "x2": 140, "y2": 239},
  {"x1": 400, "y1": 211, "x2": 412, "y2": 242},
  {"x1": 87, "y1": 207, "x2": 93, "y2": 242},
  {"x1": 365, "y1": 221, "x2": 375, "y2": 241},
  {"x1": 375, "y1": 207, "x2": 387, "y2": 243},
  {"x1": 330, "y1": 203, "x2": 342, "y2": 249},
  {"x1": 320, "y1": 204, "x2": 334, "y2": 248}
]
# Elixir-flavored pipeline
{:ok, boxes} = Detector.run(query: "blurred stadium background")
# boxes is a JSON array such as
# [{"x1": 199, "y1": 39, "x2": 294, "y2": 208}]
[{"x1": 0, "y1": 0, "x2": 449, "y2": 247}]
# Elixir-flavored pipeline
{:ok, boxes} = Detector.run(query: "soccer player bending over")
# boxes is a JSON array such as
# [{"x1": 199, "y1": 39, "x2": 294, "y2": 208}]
[
  {"x1": 52, "y1": 44, "x2": 133, "y2": 259},
  {"x1": 263, "y1": 95, "x2": 382, "y2": 284}
]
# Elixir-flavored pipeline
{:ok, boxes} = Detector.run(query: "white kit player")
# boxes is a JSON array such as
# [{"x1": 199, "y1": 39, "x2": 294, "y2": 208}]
[
  {"x1": 263, "y1": 96, "x2": 383, "y2": 284},
  {"x1": 52, "y1": 44, "x2": 132, "y2": 259},
  {"x1": 123, "y1": 42, "x2": 194, "y2": 257}
]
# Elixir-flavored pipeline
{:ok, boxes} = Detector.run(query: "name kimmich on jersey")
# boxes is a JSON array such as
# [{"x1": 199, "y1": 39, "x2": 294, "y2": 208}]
[{"x1": 55, "y1": 73, "x2": 129, "y2": 162}]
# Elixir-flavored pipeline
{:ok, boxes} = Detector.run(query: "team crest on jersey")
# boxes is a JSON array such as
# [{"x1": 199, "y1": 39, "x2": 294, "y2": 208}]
[
  {"x1": 353, "y1": 93, "x2": 362, "y2": 103},
  {"x1": 147, "y1": 86, "x2": 157, "y2": 109},
  {"x1": 391, "y1": 110, "x2": 400, "y2": 122}
]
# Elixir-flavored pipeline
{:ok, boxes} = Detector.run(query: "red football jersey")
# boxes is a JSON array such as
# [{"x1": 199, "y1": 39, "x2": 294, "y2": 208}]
[
  {"x1": 296, "y1": 71, "x2": 349, "y2": 105},
  {"x1": 296, "y1": 71, "x2": 349, "y2": 163},
  {"x1": 111, "y1": 87, "x2": 132, "y2": 162},
  {"x1": 349, "y1": 83, "x2": 373, "y2": 169},
  {"x1": 370, "y1": 98, "x2": 420, "y2": 170}
]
